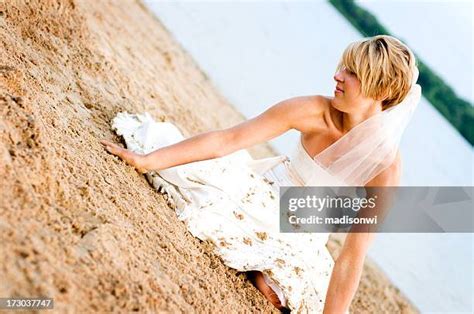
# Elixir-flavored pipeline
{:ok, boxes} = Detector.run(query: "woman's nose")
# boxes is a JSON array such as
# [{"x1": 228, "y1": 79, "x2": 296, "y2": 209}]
[{"x1": 334, "y1": 70, "x2": 343, "y2": 82}]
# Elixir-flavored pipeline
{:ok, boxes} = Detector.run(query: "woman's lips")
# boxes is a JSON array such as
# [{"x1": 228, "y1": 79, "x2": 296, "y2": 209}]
[{"x1": 334, "y1": 88, "x2": 343, "y2": 95}]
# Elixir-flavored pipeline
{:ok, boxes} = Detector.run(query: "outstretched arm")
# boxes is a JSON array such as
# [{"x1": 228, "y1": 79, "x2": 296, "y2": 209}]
[
  {"x1": 322, "y1": 232, "x2": 374, "y2": 314},
  {"x1": 101, "y1": 96, "x2": 325, "y2": 173},
  {"x1": 323, "y1": 156, "x2": 401, "y2": 313}
]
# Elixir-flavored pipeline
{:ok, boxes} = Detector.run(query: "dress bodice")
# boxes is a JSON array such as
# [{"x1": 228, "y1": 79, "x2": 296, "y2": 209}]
[
  {"x1": 288, "y1": 137, "x2": 346, "y2": 187},
  {"x1": 289, "y1": 138, "x2": 319, "y2": 185}
]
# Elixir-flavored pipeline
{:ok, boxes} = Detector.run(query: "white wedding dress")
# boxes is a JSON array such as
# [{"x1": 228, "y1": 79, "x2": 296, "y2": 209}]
[{"x1": 111, "y1": 112, "x2": 344, "y2": 313}]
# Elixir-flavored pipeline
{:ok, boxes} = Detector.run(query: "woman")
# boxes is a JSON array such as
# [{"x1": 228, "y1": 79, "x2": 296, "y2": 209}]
[{"x1": 101, "y1": 35, "x2": 420, "y2": 313}]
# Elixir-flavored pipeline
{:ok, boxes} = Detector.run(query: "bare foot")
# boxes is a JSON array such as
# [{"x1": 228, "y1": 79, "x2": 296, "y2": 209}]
[{"x1": 248, "y1": 271, "x2": 289, "y2": 312}]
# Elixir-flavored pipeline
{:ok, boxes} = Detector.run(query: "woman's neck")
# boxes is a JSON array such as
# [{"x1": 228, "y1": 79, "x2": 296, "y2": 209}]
[{"x1": 333, "y1": 102, "x2": 383, "y2": 134}]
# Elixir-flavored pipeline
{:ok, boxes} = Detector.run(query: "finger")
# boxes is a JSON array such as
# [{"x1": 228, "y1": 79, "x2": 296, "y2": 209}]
[
  {"x1": 106, "y1": 145, "x2": 123, "y2": 155},
  {"x1": 103, "y1": 141, "x2": 122, "y2": 150},
  {"x1": 106, "y1": 142, "x2": 121, "y2": 150},
  {"x1": 102, "y1": 141, "x2": 123, "y2": 153},
  {"x1": 112, "y1": 143, "x2": 125, "y2": 150},
  {"x1": 100, "y1": 139, "x2": 113, "y2": 146},
  {"x1": 101, "y1": 140, "x2": 124, "y2": 150}
]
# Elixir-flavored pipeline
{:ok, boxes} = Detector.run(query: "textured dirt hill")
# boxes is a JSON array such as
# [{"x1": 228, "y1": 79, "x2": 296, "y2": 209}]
[{"x1": 0, "y1": 0, "x2": 417, "y2": 312}]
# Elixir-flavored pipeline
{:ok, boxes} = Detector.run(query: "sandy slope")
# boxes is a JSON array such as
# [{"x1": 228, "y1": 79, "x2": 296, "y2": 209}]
[{"x1": 0, "y1": 0, "x2": 417, "y2": 312}]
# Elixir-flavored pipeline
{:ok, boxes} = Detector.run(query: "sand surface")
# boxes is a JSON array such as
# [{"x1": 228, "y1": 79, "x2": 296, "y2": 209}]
[{"x1": 0, "y1": 0, "x2": 418, "y2": 312}]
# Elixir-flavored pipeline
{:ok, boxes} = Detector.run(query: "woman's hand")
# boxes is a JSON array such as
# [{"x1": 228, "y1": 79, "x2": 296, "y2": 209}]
[{"x1": 100, "y1": 140, "x2": 148, "y2": 174}]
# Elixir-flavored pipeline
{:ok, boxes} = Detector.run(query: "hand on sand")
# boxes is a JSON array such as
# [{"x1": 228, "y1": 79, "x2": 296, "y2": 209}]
[{"x1": 100, "y1": 140, "x2": 148, "y2": 174}]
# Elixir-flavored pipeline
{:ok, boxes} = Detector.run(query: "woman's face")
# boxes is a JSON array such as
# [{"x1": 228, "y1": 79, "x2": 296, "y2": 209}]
[{"x1": 332, "y1": 66, "x2": 375, "y2": 113}]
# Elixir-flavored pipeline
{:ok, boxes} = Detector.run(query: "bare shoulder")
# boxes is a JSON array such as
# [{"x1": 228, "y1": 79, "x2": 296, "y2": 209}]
[
  {"x1": 282, "y1": 95, "x2": 329, "y2": 112},
  {"x1": 366, "y1": 151, "x2": 402, "y2": 187},
  {"x1": 280, "y1": 95, "x2": 330, "y2": 133}
]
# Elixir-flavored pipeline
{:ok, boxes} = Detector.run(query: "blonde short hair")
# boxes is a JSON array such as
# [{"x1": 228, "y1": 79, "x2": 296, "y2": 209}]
[{"x1": 336, "y1": 35, "x2": 416, "y2": 110}]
